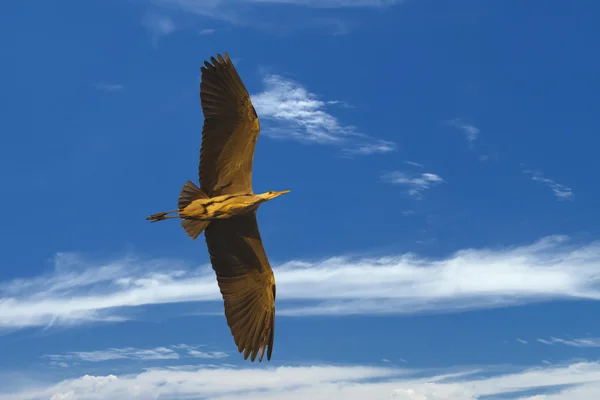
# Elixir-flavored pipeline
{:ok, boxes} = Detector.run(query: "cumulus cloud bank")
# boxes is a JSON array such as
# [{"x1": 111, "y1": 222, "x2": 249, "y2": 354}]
[{"x1": 4, "y1": 361, "x2": 600, "y2": 400}]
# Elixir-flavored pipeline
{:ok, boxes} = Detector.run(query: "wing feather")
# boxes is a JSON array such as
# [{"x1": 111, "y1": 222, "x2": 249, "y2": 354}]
[
  {"x1": 205, "y1": 212, "x2": 276, "y2": 362},
  {"x1": 199, "y1": 53, "x2": 260, "y2": 196}
]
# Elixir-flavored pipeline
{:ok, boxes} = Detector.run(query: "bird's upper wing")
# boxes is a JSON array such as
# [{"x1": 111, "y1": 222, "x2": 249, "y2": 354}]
[
  {"x1": 204, "y1": 212, "x2": 276, "y2": 362},
  {"x1": 199, "y1": 53, "x2": 260, "y2": 197}
]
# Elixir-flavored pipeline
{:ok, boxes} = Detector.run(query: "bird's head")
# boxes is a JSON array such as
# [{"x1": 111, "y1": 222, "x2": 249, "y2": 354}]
[{"x1": 260, "y1": 190, "x2": 291, "y2": 201}]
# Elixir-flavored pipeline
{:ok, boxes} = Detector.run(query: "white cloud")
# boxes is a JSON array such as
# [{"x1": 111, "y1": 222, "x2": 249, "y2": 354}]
[
  {"x1": 94, "y1": 82, "x2": 123, "y2": 92},
  {"x1": 199, "y1": 28, "x2": 215, "y2": 34},
  {"x1": 538, "y1": 337, "x2": 600, "y2": 348},
  {"x1": 516, "y1": 338, "x2": 529, "y2": 344},
  {"x1": 251, "y1": 75, "x2": 347, "y2": 142},
  {"x1": 382, "y1": 171, "x2": 444, "y2": 198},
  {"x1": 4, "y1": 236, "x2": 600, "y2": 328},
  {"x1": 448, "y1": 118, "x2": 479, "y2": 142},
  {"x1": 251, "y1": 74, "x2": 394, "y2": 153},
  {"x1": 326, "y1": 100, "x2": 354, "y2": 108},
  {"x1": 523, "y1": 169, "x2": 574, "y2": 201},
  {"x1": 6, "y1": 361, "x2": 600, "y2": 400}
]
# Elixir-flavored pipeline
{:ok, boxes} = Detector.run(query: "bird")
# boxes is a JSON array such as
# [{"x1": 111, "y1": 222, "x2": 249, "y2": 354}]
[{"x1": 146, "y1": 52, "x2": 290, "y2": 362}]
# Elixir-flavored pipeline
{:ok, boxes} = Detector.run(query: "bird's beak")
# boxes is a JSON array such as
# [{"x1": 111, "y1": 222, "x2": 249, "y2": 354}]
[{"x1": 270, "y1": 190, "x2": 290, "y2": 199}]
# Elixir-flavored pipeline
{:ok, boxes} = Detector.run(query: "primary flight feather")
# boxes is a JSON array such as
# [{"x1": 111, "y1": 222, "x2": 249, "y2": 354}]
[{"x1": 147, "y1": 53, "x2": 290, "y2": 362}]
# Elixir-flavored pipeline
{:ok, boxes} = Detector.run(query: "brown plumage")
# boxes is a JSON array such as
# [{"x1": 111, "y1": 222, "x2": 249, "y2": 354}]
[{"x1": 146, "y1": 53, "x2": 290, "y2": 362}]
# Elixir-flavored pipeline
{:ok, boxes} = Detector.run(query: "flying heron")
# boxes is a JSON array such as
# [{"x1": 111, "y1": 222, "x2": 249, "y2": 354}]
[{"x1": 147, "y1": 53, "x2": 290, "y2": 362}]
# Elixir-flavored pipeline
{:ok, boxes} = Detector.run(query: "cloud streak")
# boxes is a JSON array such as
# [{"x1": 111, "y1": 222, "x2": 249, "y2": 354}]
[
  {"x1": 404, "y1": 161, "x2": 424, "y2": 168},
  {"x1": 523, "y1": 169, "x2": 574, "y2": 200},
  {"x1": 382, "y1": 171, "x2": 444, "y2": 198},
  {"x1": 3, "y1": 236, "x2": 600, "y2": 329},
  {"x1": 252, "y1": 74, "x2": 395, "y2": 154},
  {"x1": 44, "y1": 344, "x2": 227, "y2": 364},
  {"x1": 95, "y1": 82, "x2": 123, "y2": 92},
  {"x1": 5, "y1": 360, "x2": 600, "y2": 400},
  {"x1": 538, "y1": 337, "x2": 600, "y2": 348}
]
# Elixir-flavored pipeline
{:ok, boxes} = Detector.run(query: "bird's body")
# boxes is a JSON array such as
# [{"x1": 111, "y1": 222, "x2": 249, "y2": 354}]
[
  {"x1": 179, "y1": 191, "x2": 286, "y2": 220},
  {"x1": 146, "y1": 52, "x2": 289, "y2": 363},
  {"x1": 182, "y1": 192, "x2": 258, "y2": 219}
]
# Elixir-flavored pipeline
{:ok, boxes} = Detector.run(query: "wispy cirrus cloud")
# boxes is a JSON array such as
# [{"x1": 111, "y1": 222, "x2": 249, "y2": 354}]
[
  {"x1": 250, "y1": 0, "x2": 402, "y2": 7},
  {"x1": 538, "y1": 337, "x2": 600, "y2": 348},
  {"x1": 142, "y1": 12, "x2": 177, "y2": 45},
  {"x1": 6, "y1": 360, "x2": 600, "y2": 400},
  {"x1": 252, "y1": 74, "x2": 395, "y2": 154},
  {"x1": 382, "y1": 171, "x2": 444, "y2": 198},
  {"x1": 150, "y1": 0, "x2": 401, "y2": 33},
  {"x1": 448, "y1": 118, "x2": 479, "y2": 143},
  {"x1": 3, "y1": 236, "x2": 600, "y2": 329},
  {"x1": 45, "y1": 347, "x2": 178, "y2": 363},
  {"x1": 94, "y1": 82, "x2": 123, "y2": 92},
  {"x1": 153, "y1": 0, "x2": 401, "y2": 16},
  {"x1": 43, "y1": 344, "x2": 227, "y2": 365},
  {"x1": 523, "y1": 169, "x2": 574, "y2": 201}
]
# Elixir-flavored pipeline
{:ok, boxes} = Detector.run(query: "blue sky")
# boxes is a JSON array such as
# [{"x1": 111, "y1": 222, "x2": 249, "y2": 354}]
[{"x1": 1, "y1": 0, "x2": 600, "y2": 398}]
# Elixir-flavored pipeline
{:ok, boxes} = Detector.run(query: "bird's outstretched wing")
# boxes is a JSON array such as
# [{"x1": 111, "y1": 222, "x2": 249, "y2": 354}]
[
  {"x1": 199, "y1": 53, "x2": 260, "y2": 197},
  {"x1": 204, "y1": 212, "x2": 276, "y2": 362}
]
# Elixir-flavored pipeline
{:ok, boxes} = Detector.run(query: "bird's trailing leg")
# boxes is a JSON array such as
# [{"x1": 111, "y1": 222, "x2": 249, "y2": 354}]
[{"x1": 146, "y1": 210, "x2": 180, "y2": 223}]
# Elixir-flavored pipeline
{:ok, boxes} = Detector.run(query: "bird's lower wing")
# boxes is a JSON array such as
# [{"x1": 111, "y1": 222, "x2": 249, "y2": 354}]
[
  {"x1": 204, "y1": 213, "x2": 276, "y2": 362},
  {"x1": 217, "y1": 272, "x2": 275, "y2": 362}
]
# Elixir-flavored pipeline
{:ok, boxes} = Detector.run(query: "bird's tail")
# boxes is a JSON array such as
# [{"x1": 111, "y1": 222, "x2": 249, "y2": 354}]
[
  {"x1": 178, "y1": 180, "x2": 211, "y2": 240},
  {"x1": 146, "y1": 210, "x2": 179, "y2": 223},
  {"x1": 146, "y1": 181, "x2": 211, "y2": 239}
]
